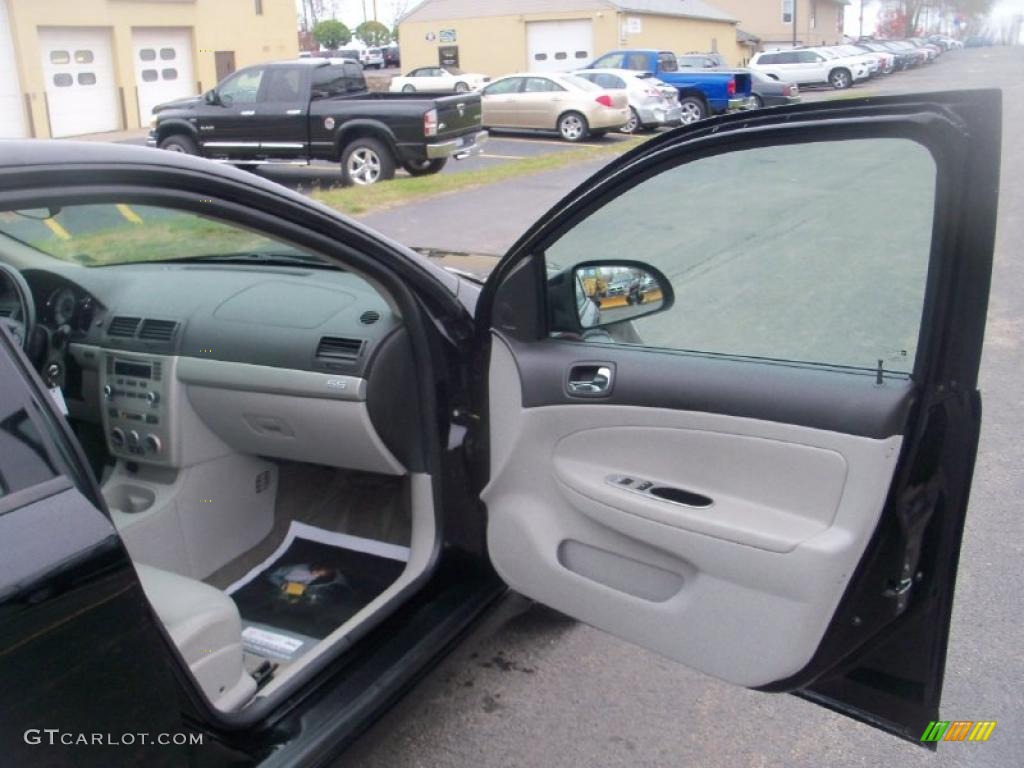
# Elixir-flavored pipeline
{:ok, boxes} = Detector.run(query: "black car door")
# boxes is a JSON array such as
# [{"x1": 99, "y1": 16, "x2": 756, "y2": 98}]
[
  {"x1": 199, "y1": 65, "x2": 266, "y2": 160},
  {"x1": 0, "y1": 327, "x2": 200, "y2": 767},
  {"x1": 254, "y1": 64, "x2": 310, "y2": 159},
  {"x1": 477, "y1": 90, "x2": 999, "y2": 745}
]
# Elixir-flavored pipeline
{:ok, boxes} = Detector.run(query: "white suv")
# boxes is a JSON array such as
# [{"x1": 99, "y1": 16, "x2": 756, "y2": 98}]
[{"x1": 750, "y1": 48, "x2": 869, "y2": 89}]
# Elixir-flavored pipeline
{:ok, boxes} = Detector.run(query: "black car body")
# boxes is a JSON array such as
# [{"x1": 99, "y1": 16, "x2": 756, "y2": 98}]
[
  {"x1": 384, "y1": 45, "x2": 400, "y2": 67},
  {"x1": 147, "y1": 58, "x2": 486, "y2": 184},
  {"x1": 0, "y1": 90, "x2": 1002, "y2": 766}
]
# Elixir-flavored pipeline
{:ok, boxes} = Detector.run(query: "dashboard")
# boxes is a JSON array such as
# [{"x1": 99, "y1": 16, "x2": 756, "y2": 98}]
[{"x1": 3, "y1": 261, "x2": 420, "y2": 475}]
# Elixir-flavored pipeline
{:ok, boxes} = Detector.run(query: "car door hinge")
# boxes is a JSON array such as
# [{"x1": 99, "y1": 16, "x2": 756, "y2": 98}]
[{"x1": 885, "y1": 478, "x2": 942, "y2": 615}]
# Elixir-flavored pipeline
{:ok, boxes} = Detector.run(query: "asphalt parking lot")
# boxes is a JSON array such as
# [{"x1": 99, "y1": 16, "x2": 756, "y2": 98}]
[{"x1": 336, "y1": 46, "x2": 1024, "y2": 768}]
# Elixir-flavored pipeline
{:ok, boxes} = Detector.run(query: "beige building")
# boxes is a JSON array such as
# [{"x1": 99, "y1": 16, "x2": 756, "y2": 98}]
[
  {"x1": 712, "y1": 0, "x2": 849, "y2": 49},
  {"x1": 397, "y1": 0, "x2": 747, "y2": 79},
  {"x1": 0, "y1": 0, "x2": 298, "y2": 139}
]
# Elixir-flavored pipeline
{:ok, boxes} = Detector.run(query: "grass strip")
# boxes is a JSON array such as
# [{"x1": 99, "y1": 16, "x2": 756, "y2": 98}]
[{"x1": 312, "y1": 136, "x2": 645, "y2": 217}]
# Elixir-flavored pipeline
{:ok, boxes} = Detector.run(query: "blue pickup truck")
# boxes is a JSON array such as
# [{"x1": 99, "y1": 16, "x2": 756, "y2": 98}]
[{"x1": 590, "y1": 50, "x2": 752, "y2": 123}]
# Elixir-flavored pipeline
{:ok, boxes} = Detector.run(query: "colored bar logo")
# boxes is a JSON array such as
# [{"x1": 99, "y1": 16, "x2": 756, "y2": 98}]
[{"x1": 921, "y1": 720, "x2": 997, "y2": 742}]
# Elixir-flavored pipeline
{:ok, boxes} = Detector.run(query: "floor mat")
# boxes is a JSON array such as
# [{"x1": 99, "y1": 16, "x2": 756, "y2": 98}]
[{"x1": 226, "y1": 521, "x2": 409, "y2": 663}]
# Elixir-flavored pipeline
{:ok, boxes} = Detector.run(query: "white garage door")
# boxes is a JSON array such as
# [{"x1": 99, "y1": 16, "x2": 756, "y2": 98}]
[
  {"x1": 133, "y1": 28, "x2": 195, "y2": 124},
  {"x1": 0, "y1": 0, "x2": 27, "y2": 138},
  {"x1": 39, "y1": 27, "x2": 120, "y2": 138},
  {"x1": 527, "y1": 19, "x2": 593, "y2": 73}
]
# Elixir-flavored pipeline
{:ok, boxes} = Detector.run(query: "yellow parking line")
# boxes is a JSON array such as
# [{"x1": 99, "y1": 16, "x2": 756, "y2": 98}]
[
  {"x1": 116, "y1": 204, "x2": 143, "y2": 224},
  {"x1": 491, "y1": 136, "x2": 592, "y2": 148},
  {"x1": 43, "y1": 218, "x2": 71, "y2": 240}
]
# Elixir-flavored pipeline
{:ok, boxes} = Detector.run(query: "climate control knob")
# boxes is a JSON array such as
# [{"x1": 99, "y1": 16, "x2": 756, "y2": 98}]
[
  {"x1": 144, "y1": 434, "x2": 162, "y2": 455},
  {"x1": 110, "y1": 427, "x2": 126, "y2": 448},
  {"x1": 145, "y1": 390, "x2": 160, "y2": 406},
  {"x1": 127, "y1": 430, "x2": 140, "y2": 448}
]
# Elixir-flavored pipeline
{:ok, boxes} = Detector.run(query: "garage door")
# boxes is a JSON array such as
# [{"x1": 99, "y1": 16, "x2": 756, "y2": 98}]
[
  {"x1": 39, "y1": 27, "x2": 120, "y2": 138},
  {"x1": 0, "y1": 0, "x2": 27, "y2": 138},
  {"x1": 133, "y1": 28, "x2": 195, "y2": 124},
  {"x1": 527, "y1": 20, "x2": 593, "y2": 73}
]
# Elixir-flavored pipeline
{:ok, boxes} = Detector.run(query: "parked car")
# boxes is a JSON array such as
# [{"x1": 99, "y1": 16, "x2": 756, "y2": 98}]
[
  {"x1": 854, "y1": 41, "x2": 908, "y2": 71},
  {"x1": 148, "y1": 58, "x2": 487, "y2": 184},
  {"x1": 573, "y1": 68, "x2": 683, "y2": 133},
  {"x1": 748, "y1": 69, "x2": 800, "y2": 108},
  {"x1": 676, "y1": 53, "x2": 724, "y2": 69},
  {"x1": 749, "y1": 48, "x2": 869, "y2": 89},
  {"x1": 964, "y1": 35, "x2": 991, "y2": 47},
  {"x1": 589, "y1": 49, "x2": 752, "y2": 123},
  {"x1": 0, "y1": 88, "x2": 1003, "y2": 767},
  {"x1": 833, "y1": 44, "x2": 892, "y2": 75},
  {"x1": 883, "y1": 40, "x2": 932, "y2": 65},
  {"x1": 389, "y1": 66, "x2": 491, "y2": 94},
  {"x1": 480, "y1": 73, "x2": 629, "y2": 141},
  {"x1": 384, "y1": 45, "x2": 400, "y2": 67}
]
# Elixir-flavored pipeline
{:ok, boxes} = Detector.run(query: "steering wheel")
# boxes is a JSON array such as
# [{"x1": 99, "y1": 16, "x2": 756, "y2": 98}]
[{"x1": 0, "y1": 263, "x2": 36, "y2": 351}]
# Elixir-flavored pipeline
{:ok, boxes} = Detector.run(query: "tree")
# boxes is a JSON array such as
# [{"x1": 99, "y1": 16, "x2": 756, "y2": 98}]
[
  {"x1": 356, "y1": 20, "x2": 391, "y2": 46},
  {"x1": 312, "y1": 19, "x2": 351, "y2": 49},
  {"x1": 880, "y1": 0, "x2": 995, "y2": 37}
]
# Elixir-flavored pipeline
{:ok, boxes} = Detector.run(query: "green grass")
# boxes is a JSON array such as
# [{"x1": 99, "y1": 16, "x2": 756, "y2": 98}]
[{"x1": 312, "y1": 137, "x2": 645, "y2": 216}]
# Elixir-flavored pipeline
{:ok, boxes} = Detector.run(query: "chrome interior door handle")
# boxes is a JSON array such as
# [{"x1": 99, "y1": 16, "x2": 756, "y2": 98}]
[{"x1": 567, "y1": 364, "x2": 613, "y2": 396}]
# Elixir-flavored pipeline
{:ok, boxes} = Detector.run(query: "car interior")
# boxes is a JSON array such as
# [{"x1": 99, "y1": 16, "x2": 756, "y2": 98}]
[{"x1": 0, "y1": 202, "x2": 437, "y2": 713}]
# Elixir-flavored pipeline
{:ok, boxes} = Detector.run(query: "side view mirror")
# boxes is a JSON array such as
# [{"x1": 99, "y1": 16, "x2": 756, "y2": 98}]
[
  {"x1": 204, "y1": 89, "x2": 221, "y2": 106},
  {"x1": 552, "y1": 260, "x2": 674, "y2": 332}
]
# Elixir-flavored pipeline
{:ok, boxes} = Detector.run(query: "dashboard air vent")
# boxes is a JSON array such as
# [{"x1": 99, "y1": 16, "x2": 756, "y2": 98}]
[
  {"x1": 359, "y1": 310, "x2": 381, "y2": 325},
  {"x1": 108, "y1": 316, "x2": 141, "y2": 337},
  {"x1": 315, "y1": 336, "x2": 364, "y2": 363},
  {"x1": 138, "y1": 319, "x2": 178, "y2": 342}
]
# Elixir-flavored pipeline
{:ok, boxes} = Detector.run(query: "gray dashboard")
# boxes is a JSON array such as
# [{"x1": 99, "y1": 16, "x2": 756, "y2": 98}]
[{"x1": 26, "y1": 262, "x2": 401, "y2": 378}]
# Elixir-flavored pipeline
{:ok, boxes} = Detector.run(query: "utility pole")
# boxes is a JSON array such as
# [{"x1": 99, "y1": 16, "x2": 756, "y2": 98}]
[
  {"x1": 859, "y1": 0, "x2": 865, "y2": 38},
  {"x1": 373, "y1": 0, "x2": 378, "y2": 22},
  {"x1": 792, "y1": 0, "x2": 798, "y2": 46}
]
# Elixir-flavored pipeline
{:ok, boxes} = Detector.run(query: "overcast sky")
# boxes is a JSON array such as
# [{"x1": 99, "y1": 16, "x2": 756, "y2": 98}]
[{"x1": 301, "y1": 0, "x2": 1021, "y2": 40}]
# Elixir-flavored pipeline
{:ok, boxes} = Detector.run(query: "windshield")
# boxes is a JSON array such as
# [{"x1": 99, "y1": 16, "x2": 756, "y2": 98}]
[{"x1": 0, "y1": 203, "x2": 315, "y2": 267}]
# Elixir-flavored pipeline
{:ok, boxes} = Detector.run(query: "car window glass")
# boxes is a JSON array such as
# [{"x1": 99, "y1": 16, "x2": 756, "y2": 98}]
[
  {"x1": 0, "y1": 392, "x2": 60, "y2": 500},
  {"x1": 261, "y1": 67, "x2": 302, "y2": 101},
  {"x1": 545, "y1": 138, "x2": 937, "y2": 374},
  {"x1": 658, "y1": 52, "x2": 678, "y2": 71},
  {"x1": 524, "y1": 77, "x2": 560, "y2": 93},
  {"x1": 484, "y1": 78, "x2": 522, "y2": 95},
  {"x1": 312, "y1": 65, "x2": 346, "y2": 96},
  {"x1": 593, "y1": 54, "x2": 624, "y2": 69},
  {"x1": 218, "y1": 68, "x2": 264, "y2": 105}
]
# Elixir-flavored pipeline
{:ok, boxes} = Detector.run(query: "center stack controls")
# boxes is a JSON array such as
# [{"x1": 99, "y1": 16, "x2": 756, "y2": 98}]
[{"x1": 101, "y1": 354, "x2": 170, "y2": 462}]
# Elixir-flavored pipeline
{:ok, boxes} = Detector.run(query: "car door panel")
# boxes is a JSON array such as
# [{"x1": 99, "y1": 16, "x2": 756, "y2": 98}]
[
  {"x1": 479, "y1": 91, "x2": 1000, "y2": 743},
  {"x1": 486, "y1": 334, "x2": 901, "y2": 687}
]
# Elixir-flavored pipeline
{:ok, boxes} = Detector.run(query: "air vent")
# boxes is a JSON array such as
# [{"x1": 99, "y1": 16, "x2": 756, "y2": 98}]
[
  {"x1": 359, "y1": 310, "x2": 381, "y2": 325},
  {"x1": 315, "y1": 336, "x2": 364, "y2": 363},
  {"x1": 108, "y1": 316, "x2": 141, "y2": 337},
  {"x1": 138, "y1": 319, "x2": 178, "y2": 342}
]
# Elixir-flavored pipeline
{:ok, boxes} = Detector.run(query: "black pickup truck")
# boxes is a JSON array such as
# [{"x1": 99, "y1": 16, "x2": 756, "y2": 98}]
[{"x1": 147, "y1": 58, "x2": 487, "y2": 185}]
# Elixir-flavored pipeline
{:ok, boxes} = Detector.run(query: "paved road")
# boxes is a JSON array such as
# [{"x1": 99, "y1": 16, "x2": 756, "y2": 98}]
[{"x1": 338, "y1": 46, "x2": 1024, "y2": 768}]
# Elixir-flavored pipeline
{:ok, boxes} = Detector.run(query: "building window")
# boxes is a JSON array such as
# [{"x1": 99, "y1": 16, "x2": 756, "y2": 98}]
[
  {"x1": 782, "y1": 0, "x2": 794, "y2": 23},
  {"x1": 575, "y1": 51, "x2": 588, "y2": 58},
  {"x1": 162, "y1": 68, "x2": 178, "y2": 80},
  {"x1": 74, "y1": 50, "x2": 94, "y2": 64},
  {"x1": 77, "y1": 72, "x2": 96, "y2": 85},
  {"x1": 141, "y1": 69, "x2": 158, "y2": 82},
  {"x1": 53, "y1": 73, "x2": 73, "y2": 87},
  {"x1": 160, "y1": 48, "x2": 176, "y2": 60},
  {"x1": 534, "y1": 53, "x2": 547, "y2": 61},
  {"x1": 554, "y1": 52, "x2": 567, "y2": 60},
  {"x1": 140, "y1": 48, "x2": 156, "y2": 61},
  {"x1": 255, "y1": 0, "x2": 263, "y2": 14},
  {"x1": 50, "y1": 50, "x2": 70, "y2": 65}
]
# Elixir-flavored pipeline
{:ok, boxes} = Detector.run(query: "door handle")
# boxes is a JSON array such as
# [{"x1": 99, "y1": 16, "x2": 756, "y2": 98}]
[
  {"x1": 567, "y1": 364, "x2": 613, "y2": 396},
  {"x1": 240, "y1": 110, "x2": 256, "y2": 116},
  {"x1": 286, "y1": 109, "x2": 302, "y2": 115}
]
